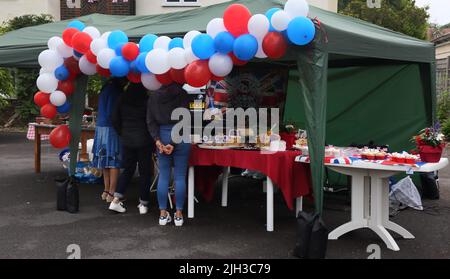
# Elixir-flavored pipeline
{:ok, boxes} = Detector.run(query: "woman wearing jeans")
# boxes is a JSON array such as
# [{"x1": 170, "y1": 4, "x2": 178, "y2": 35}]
[{"x1": 147, "y1": 83, "x2": 191, "y2": 226}]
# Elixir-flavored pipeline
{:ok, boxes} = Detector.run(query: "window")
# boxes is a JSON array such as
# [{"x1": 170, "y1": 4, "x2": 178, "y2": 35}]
[{"x1": 163, "y1": 0, "x2": 200, "y2": 7}]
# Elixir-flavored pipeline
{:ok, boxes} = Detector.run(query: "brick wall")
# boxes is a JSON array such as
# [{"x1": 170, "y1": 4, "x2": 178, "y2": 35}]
[{"x1": 60, "y1": 0, "x2": 136, "y2": 20}]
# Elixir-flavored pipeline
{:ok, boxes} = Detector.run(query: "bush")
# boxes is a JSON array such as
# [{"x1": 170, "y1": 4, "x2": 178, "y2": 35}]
[
  {"x1": 442, "y1": 119, "x2": 450, "y2": 141},
  {"x1": 437, "y1": 91, "x2": 450, "y2": 124}
]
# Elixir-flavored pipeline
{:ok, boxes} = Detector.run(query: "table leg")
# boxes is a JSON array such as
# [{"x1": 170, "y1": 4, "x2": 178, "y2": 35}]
[
  {"x1": 221, "y1": 167, "x2": 230, "y2": 207},
  {"x1": 34, "y1": 128, "x2": 41, "y2": 173},
  {"x1": 188, "y1": 166, "x2": 195, "y2": 219},
  {"x1": 80, "y1": 132, "x2": 88, "y2": 161},
  {"x1": 369, "y1": 177, "x2": 400, "y2": 251},
  {"x1": 364, "y1": 176, "x2": 370, "y2": 218},
  {"x1": 381, "y1": 178, "x2": 414, "y2": 239},
  {"x1": 329, "y1": 174, "x2": 367, "y2": 239},
  {"x1": 266, "y1": 177, "x2": 274, "y2": 232},
  {"x1": 295, "y1": 197, "x2": 303, "y2": 217}
]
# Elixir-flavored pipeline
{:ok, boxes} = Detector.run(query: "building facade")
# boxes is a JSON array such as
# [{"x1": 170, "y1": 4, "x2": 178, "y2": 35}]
[
  {"x1": 434, "y1": 33, "x2": 450, "y2": 95},
  {"x1": 0, "y1": 0, "x2": 337, "y2": 23}
]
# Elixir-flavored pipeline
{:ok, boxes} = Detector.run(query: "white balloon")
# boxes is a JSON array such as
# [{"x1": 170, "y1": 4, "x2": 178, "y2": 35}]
[
  {"x1": 206, "y1": 18, "x2": 226, "y2": 38},
  {"x1": 248, "y1": 14, "x2": 270, "y2": 39},
  {"x1": 79, "y1": 55, "x2": 97, "y2": 75},
  {"x1": 39, "y1": 67, "x2": 53, "y2": 75},
  {"x1": 83, "y1": 26, "x2": 101, "y2": 39},
  {"x1": 154, "y1": 36, "x2": 171, "y2": 50},
  {"x1": 271, "y1": 10, "x2": 292, "y2": 31},
  {"x1": 50, "y1": 91, "x2": 67, "y2": 107},
  {"x1": 38, "y1": 50, "x2": 64, "y2": 71},
  {"x1": 36, "y1": 73, "x2": 58, "y2": 93},
  {"x1": 145, "y1": 49, "x2": 170, "y2": 75},
  {"x1": 184, "y1": 47, "x2": 199, "y2": 64},
  {"x1": 47, "y1": 36, "x2": 63, "y2": 51},
  {"x1": 183, "y1": 30, "x2": 201, "y2": 49},
  {"x1": 168, "y1": 48, "x2": 187, "y2": 70},
  {"x1": 97, "y1": 48, "x2": 116, "y2": 69},
  {"x1": 208, "y1": 53, "x2": 233, "y2": 77},
  {"x1": 101, "y1": 31, "x2": 111, "y2": 40},
  {"x1": 57, "y1": 43, "x2": 73, "y2": 58},
  {"x1": 141, "y1": 73, "x2": 162, "y2": 91},
  {"x1": 284, "y1": 0, "x2": 309, "y2": 18},
  {"x1": 255, "y1": 38, "x2": 267, "y2": 59},
  {"x1": 90, "y1": 38, "x2": 108, "y2": 56}
]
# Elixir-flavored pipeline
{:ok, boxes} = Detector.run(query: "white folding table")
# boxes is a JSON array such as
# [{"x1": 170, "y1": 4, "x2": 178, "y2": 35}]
[{"x1": 316, "y1": 158, "x2": 448, "y2": 251}]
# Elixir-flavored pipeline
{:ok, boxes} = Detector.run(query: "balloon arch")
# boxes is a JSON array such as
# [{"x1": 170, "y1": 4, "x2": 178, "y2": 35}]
[{"x1": 35, "y1": 0, "x2": 316, "y2": 148}]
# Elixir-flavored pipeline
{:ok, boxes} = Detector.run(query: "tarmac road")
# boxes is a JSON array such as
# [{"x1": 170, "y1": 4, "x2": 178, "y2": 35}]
[{"x1": 1, "y1": 131, "x2": 449, "y2": 259}]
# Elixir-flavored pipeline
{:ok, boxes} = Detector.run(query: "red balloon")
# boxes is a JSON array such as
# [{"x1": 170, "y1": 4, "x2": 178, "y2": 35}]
[
  {"x1": 184, "y1": 60, "x2": 212, "y2": 87},
  {"x1": 34, "y1": 92, "x2": 50, "y2": 107},
  {"x1": 262, "y1": 32, "x2": 288, "y2": 59},
  {"x1": 64, "y1": 57, "x2": 81, "y2": 75},
  {"x1": 169, "y1": 68, "x2": 186, "y2": 84},
  {"x1": 41, "y1": 104, "x2": 57, "y2": 119},
  {"x1": 223, "y1": 4, "x2": 252, "y2": 37},
  {"x1": 156, "y1": 71, "x2": 173, "y2": 85},
  {"x1": 85, "y1": 50, "x2": 97, "y2": 64},
  {"x1": 127, "y1": 72, "x2": 141, "y2": 83},
  {"x1": 72, "y1": 32, "x2": 92, "y2": 54},
  {"x1": 96, "y1": 65, "x2": 111, "y2": 78},
  {"x1": 57, "y1": 80, "x2": 75, "y2": 96},
  {"x1": 50, "y1": 125, "x2": 71, "y2": 149},
  {"x1": 122, "y1": 42, "x2": 139, "y2": 61},
  {"x1": 62, "y1": 28, "x2": 80, "y2": 47},
  {"x1": 229, "y1": 53, "x2": 248, "y2": 66}
]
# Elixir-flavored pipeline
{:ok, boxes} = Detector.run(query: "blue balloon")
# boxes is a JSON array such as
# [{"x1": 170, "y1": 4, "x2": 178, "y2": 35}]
[
  {"x1": 57, "y1": 102, "x2": 71, "y2": 114},
  {"x1": 115, "y1": 42, "x2": 126, "y2": 56},
  {"x1": 67, "y1": 20, "x2": 85, "y2": 31},
  {"x1": 214, "y1": 32, "x2": 235, "y2": 54},
  {"x1": 139, "y1": 34, "x2": 157, "y2": 52},
  {"x1": 129, "y1": 61, "x2": 139, "y2": 73},
  {"x1": 54, "y1": 65, "x2": 69, "y2": 81},
  {"x1": 191, "y1": 34, "x2": 216, "y2": 60},
  {"x1": 266, "y1": 8, "x2": 281, "y2": 32},
  {"x1": 169, "y1": 37, "x2": 184, "y2": 50},
  {"x1": 109, "y1": 56, "x2": 130, "y2": 77},
  {"x1": 108, "y1": 30, "x2": 129, "y2": 49},
  {"x1": 73, "y1": 50, "x2": 83, "y2": 58},
  {"x1": 233, "y1": 34, "x2": 258, "y2": 61},
  {"x1": 136, "y1": 52, "x2": 150, "y2": 73},
  {"x1": 287, "y1": 17, "x2": 316, "y2": 46}
]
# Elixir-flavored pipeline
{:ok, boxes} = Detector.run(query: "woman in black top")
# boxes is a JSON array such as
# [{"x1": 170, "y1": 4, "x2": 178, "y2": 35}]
[
  {"x1": 110, "y1": 82, "x2": 155, "y2": 214},
  {"x1": 147, "y1": 83, "x2": 191, "y2": 226}
]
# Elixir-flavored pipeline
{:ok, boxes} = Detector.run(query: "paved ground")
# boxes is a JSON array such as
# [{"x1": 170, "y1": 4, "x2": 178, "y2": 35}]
[{"x1": 1, "y1": 131, "x2": 450, "y2": 259}]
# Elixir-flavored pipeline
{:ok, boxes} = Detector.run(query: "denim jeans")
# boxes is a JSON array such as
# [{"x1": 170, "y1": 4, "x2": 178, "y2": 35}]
[{"x1": 157, "y1": 125, "x2": 191, "y2": 211}]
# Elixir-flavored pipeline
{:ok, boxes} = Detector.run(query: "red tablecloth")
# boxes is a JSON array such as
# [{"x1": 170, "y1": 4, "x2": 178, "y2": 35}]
[{"x1": 189, "y1": 145, "x2": 312, "y2": 210}]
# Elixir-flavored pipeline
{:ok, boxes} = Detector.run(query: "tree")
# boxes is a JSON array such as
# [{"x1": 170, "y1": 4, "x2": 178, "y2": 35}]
[
  {"x1": 0, "y1": 14, "x2": 53, "y2": 124},
  {"x1": 338, "y1": 0, "x2": 429, "y2": 40}
]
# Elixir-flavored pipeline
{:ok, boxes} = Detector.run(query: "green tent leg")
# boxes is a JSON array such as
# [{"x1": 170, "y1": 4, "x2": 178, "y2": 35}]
[
  {"x1": 69, "y1": 75, "x2": 88, "y2": 176},
  {"x1": 296, "y1": 32, "x2": 329, "y2": 215}
]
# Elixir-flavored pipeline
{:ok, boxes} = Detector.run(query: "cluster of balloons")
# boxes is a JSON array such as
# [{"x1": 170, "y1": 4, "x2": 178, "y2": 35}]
[{"x1": 34, "y1": 0, "x2": 316, "y2": 149}]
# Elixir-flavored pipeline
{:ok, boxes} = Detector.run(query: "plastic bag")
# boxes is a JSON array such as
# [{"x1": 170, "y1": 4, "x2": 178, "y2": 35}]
[
  {"x1": 389, "y1": 176, "x2": 423, "y2": 211},
  {"x1": 293, "y1": 212, "x2": 328, "y2": 259}
]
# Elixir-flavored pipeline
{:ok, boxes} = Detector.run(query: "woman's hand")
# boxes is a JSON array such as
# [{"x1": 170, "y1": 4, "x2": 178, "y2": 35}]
[
  {"x1": 163, "y1": 144, "x2": 174, "y2": 155},
  {"x1": 156, "y1": 140, "x2": 164, "y2": 154}
]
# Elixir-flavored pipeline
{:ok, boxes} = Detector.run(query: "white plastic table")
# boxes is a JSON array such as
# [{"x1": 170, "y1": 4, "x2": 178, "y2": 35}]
[{"x1": 320, "y1": 158, "x2": 448, "y2": 251}]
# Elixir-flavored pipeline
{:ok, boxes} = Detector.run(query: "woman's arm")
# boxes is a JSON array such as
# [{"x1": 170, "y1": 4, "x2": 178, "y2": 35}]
[{"x1": 146, "y1": 95, "x2": 160, "y2": 141}]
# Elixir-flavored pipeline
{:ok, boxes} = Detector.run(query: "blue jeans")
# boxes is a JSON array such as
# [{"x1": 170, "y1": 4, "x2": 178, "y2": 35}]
[{"x1": 157, "y1": 125, "x2": 191, "y2": 211}]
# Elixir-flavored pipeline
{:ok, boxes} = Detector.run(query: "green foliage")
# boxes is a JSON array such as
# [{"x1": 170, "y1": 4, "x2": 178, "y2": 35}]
[
  {"x1": 442, "y1": 119, "x2": 450, "y2": 141},
  {"x1": 338, "y1": 0, "x2": 429, "y2": 40},
  {"x1": 0, "y1": 14, "x2": 53, "y2": 122},
  {"x1": 437, "y1": 91, "x2": 450, "y2": 124}
]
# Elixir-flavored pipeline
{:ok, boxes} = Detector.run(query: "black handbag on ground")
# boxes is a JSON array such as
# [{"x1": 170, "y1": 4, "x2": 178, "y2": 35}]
[
  {"x1": 293, "y1": 212, "x2": 328, "y2": 259},
  {"x1": 420, "y1": 172, "x2": 440, "y2": 200},
  {"x1": 56, "y1": 178, "x2": 68, "y2": 211},
  {"x1": 66, "y1": 176, "x2": 79, "y2": 213},
  {"x1": 56, "y1": 176, "x2": 79, "y2": 213}
]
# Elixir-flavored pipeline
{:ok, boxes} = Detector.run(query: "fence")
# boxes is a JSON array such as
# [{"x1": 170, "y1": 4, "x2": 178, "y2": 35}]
[{"x1": 437, "y1": 57, "x2": 450, "y2": 96}]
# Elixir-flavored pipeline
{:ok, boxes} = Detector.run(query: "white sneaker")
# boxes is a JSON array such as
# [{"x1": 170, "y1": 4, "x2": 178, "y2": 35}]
[
  {"x1": 159, "y1": 212, "x2": 172, "y2": 226},
  {"x1": 109, "y1": 201, "x2": 126, "y2": 213},
  {"x1": 174, "y1": 213, "x2": 184, "y2": 227},
  {"x1": 137, "y1": 204, "x2": 148, "y2": 215}
]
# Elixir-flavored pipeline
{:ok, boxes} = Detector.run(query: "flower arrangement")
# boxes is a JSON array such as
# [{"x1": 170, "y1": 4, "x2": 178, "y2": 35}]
[{"x1": 412, "y1": 122, "x2": 446, "y2": 162}]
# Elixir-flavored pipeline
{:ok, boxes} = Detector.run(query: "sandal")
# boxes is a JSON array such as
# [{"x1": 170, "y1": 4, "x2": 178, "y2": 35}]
[
  {"x1": 101, "y1": 191, "x2": 109, "y2": 201},
  {"x1": 106, "y1": 192, "x2": 115, "y2": 203}
]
